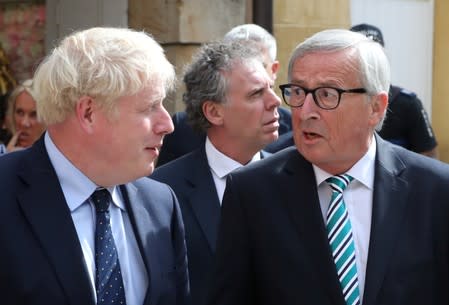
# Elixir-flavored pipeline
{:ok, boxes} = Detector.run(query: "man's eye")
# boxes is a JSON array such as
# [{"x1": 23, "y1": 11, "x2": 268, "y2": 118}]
[
  {"x1": 293, "y1": 88, "x2": 303, "y2": 96},
  {"x1": 251, "y1": 89, "x2": 264, "y2": 97}
]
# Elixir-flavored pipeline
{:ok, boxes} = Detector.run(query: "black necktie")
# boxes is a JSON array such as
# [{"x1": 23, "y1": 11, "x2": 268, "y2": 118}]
[{"x1": 91, "y1": 188, "x2": 127, "y2": 305}]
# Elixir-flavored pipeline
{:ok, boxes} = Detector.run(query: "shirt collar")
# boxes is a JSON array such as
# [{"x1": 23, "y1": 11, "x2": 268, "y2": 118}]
[
  {"x1": 205, "y1": 136, "x2": 261, "y2": 179},
  {"x1": 313, "y1": 135, "x2": 376, "y2": 189},
  {"x1": 44, "y1": 132, "x2": 126, "y2": 212}
]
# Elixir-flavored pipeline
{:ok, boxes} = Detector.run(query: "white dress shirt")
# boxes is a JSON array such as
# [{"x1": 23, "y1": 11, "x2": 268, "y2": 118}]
[
  {"x1": 313, "y1": 136, "x2": 376, "y2": 303},
  {"x1": 205, "y1": 136, "x2": 261, "y2": 204},
  {"x1": 45, "y1": 132, "x2": 148, "y2": 305}
]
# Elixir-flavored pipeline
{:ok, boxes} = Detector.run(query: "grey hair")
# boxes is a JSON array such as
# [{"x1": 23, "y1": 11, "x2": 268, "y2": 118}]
[
  {"x1": 33, "y1": 27, "x2": 175, "y2": 125},
  {"x1": 183, "y1": 40, "x2": 264, "y2": 132},
  {"x1": 287, "y1": 29, "x2": 391, "y2": 130},
  {"x1": 288, "y1": 29, "x2": 390, "y2": 95},
  {"x1": 7, "y1": 79, "x2": 40, "y2": 133},
  {"x1": 224, "y1": 24, "x2": 277, "y2": 61}
]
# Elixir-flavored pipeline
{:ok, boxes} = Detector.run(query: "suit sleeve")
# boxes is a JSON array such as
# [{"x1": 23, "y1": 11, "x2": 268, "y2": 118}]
[
  {"x1": 169, "y1": 187, "x2": 190, "y2": 305},
  {"x1": 205, "y1": 174, "x2": 254, "y2": 305}
]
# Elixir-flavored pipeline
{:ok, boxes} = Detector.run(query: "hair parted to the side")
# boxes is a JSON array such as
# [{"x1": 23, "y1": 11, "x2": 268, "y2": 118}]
[
  {"x1": 33, "y1": 27, "x2": 175, "y2": 125},
  {"x1": 7, "y1": 79, "x2": 40, "y2": 134},
  {"x1": 183, "y1": 40, "x2": 264, "y2": 133}
]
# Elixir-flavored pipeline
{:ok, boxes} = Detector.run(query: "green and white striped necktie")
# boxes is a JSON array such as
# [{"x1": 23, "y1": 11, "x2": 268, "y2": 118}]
[{"x1": 326, "y1": 174, "x2": 360, "y2": 305}]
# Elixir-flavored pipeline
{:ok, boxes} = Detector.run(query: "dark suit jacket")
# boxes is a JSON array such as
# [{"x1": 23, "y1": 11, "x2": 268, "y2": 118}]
[
  {"x1": 263, "y1": 130, "x2": 294, "y2": 153},
  {"x1": 206, "y1": 135, "x2": 449, "y2": 305},
  {"x1": 151, "y1": 145, "x2": 271, "y2": 305},
  {"x1": 157, "y1": 108, "x2": 291, "y2": 167},
  {"x1": 0, "y1": 137, "x2": 189, "y2": 305}
]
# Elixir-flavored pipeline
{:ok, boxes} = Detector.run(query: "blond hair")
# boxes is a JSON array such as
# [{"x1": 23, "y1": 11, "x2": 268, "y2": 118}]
[
  {"x1": 33, "y1": 27, "x2": 175, "y2": 125},
  {"x1": 6, "y1": 79, "x2": 38, "y2": 133}
]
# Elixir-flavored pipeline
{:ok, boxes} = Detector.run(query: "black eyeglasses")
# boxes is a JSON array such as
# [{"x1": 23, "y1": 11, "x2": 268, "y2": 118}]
[{"x1": 278, "y1": 84, "x2": 367, "y2": 110}]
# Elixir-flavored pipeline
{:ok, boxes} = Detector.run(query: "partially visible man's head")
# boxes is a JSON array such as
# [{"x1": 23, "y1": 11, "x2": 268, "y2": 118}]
[
  {"x1": 285, "y1": 29, "x2": 390, "y2": 174},
  {"x1": 224, "y1": 24, "x2": 279, "y2": 80},
  {"x1": 350, "y1": 23, "x2": 385, "y2": 47}
]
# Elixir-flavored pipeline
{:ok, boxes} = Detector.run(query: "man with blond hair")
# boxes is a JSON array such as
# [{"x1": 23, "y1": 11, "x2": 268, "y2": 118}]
[{"x1": 0, "y1": 27, "x2": 189, "y2": 305}]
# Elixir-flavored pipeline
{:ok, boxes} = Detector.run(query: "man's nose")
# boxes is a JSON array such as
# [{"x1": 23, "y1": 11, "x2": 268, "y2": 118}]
[
  {"x1": 266, "y1": 88, "x2": 282, "y2": 109},
  {"x1": 156, "y1": 107, "x2": 175, "y2": 136}
]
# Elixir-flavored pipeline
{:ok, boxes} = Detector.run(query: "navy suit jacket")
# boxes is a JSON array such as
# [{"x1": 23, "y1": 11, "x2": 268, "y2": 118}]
[
  {"x1": 151, "y1": 145, "x2": 271, "y2": 305},
  {"x1": 206, "y1": 135, "x2": 449, "y2": 305},
  {"x1": 0, "y1": 137, "x2": 189, "y2": 305},
  {"x1": 157, "y1": 108, "x2": 291, "y2": 167},
  {"x1": 263, "y1": 130, "x2": 294, "y2": 153}
]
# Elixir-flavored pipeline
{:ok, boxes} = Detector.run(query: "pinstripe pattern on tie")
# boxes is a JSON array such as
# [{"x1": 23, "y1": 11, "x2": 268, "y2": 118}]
[{"x1": 326, "y1": 174, "x2": 360, "y2": 305}]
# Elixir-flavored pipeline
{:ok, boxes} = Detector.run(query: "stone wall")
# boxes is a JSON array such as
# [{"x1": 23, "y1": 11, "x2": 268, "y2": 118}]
[{"x1": 128, "y1": 0, "x2": 247, "y2": 113}]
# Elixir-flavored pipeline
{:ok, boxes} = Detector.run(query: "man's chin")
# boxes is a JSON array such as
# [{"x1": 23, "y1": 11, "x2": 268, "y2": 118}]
[{"x1": 145, "y1": 163, "x2": 155, "y2": 176}]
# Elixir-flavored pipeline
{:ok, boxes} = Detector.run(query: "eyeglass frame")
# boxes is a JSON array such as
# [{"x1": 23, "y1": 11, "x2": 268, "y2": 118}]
[{"x1": 278, "y1": 83, "x2": 367, "y2": 110}]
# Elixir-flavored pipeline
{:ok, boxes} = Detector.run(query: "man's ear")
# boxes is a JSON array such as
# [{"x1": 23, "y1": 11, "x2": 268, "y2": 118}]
[
  {"x1": 75, "y1": 96, "x2": 96, "y2": 133},
  {"x1": 202, "y1": 100, "x2": 224, "y2": 126},
  {"x1": 271, "y1": 60, "x2": 280, "y2": 80},
  {"x1": 369, "y1": 91, "x2": 388, "y2": 127}
]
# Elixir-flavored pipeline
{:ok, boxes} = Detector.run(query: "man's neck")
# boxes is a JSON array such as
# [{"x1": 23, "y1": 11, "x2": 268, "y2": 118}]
[{"x1": 207, "y1": 132, "x2": 261, "y2": 165}]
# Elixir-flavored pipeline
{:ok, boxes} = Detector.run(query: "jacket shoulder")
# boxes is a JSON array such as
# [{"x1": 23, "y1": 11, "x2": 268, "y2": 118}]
[
  {"x1": 151, "y1": 148, "x2": 207, "y2": 190},
  {"x1": 398, "y1": 88, "x2": 417, "y2": 98},
  {"x1": 391, "y1": 85, "x2": 417, "y2": 99}
]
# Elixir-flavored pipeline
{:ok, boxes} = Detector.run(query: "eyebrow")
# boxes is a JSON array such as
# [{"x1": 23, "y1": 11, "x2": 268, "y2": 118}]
[{"x1": 247, "y1": 85, "x2": 266, "y2": 97}]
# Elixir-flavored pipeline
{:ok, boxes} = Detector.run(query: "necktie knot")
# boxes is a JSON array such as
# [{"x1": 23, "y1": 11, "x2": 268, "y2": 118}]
[
  {"x1": 326, "y1": 174, "x2": 353, "y2": 194},
  {"x1": 91, "y1": 188, "x2": 111, "y2": 213}
]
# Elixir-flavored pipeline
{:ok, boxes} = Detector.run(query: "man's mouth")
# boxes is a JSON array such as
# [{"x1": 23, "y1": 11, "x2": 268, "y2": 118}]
[
  {"x1": 265, "y1": 117, "x2": 279, "y2": 126},
  {"x1": 303, "y1": 131, "x2": 321, "y2": 140}
]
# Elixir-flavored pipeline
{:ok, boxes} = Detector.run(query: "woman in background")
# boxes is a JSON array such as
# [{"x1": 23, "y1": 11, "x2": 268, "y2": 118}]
[{"x1": 3, "y1": 79, "x2": 45, "y2": 153}]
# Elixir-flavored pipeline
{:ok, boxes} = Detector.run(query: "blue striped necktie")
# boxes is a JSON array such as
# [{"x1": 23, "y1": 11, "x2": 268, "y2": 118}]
[
  {"x1": 326, "y1": 174, "x2": 360, "y2": 305},
  {"x1": 91, "y1": 188, "x2": 127, "y2": 305}
]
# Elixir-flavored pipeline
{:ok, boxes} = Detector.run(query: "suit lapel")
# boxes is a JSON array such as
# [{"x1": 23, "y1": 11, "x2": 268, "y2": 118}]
[
  {"x1": 17, "y1": 138, "x2": 94, "y2": 305},
  {"x1": 120, "y1": 182, "x2": 158, "y2": 304},
  {"x1": 278, "y1": 149, "x2": 346, "y2": 305},
  {"x1": 185, "y1": 148, "x2": 221, "y2": 252},
  {"x1": 185, "y1": 148, "x2": 271, "y2": 252},
  {"x1": 363, "y1": 136, "x2": 408, "y2": 305},
  {"x1": 260, "y1": 149, "x2": 272, "y2": 159}
]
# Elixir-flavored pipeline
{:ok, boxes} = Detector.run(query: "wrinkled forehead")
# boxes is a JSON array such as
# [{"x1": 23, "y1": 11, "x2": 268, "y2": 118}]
[
  {"x1": 229, "y1": 57, "x2": 269, "y2": 79},
  {"x1": 290, "y1": 49, "x2": 361, "y2": 86},
  {"x1": 296, "y1": 47, "x2": 358, "y2": 65},
  {"x1": 291, "y1": 48, "x2": 359, "y2": 76}
]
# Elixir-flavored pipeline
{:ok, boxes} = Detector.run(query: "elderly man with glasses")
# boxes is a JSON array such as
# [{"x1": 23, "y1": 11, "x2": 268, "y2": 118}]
[{"x1": 205, "y1": 29, "x2": 449, "y2": 305}]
